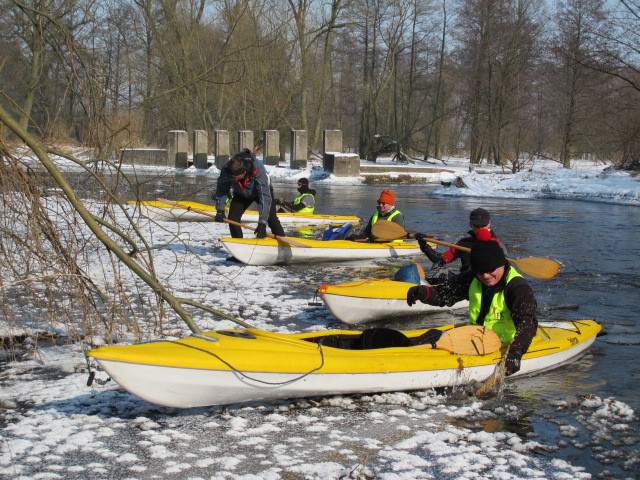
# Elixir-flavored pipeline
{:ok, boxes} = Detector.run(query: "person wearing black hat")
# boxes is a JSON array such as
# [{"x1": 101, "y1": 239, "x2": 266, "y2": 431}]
[
  {"x1": 406, "y1": 241, "x2": 538, "y2": 377},
  {"x1": 213, "y1": 148, "x2": 285, "y2": 240},
  {"x1": 276, "y1": 178, "x2": 317, "y2": 213},
  {"x1": 414, "y1": 207, "x2": 504, "y2": 273}
]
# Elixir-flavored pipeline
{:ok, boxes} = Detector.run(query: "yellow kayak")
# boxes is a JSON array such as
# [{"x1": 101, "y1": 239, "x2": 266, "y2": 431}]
[
  {"x1": 128, "y1": 200, "x2": 361, "y2": 226},
  {"x1": 318, "y1": 278, "x2": 469, "y2": 324},
  {"x1": 220, "y1": 237, "x2": 422, "y2": 265},
  {"x1": 87, "y1": 320, "x2": 602, "y2": 408}
]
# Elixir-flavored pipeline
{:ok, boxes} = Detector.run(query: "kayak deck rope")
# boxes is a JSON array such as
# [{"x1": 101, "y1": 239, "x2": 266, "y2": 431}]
[
  {"x1": 165, "y1": 337, "x2": 326, "y2": 386},
  {"x1": 84, "y1": 353, "x2": 111, "y2": 387}
]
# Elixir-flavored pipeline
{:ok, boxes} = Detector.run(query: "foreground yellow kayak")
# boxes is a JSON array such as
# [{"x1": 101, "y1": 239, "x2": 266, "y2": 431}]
[
  {"x1": 87, "y1": 320, "x2": 602, "y2": 408},
  {"x1": 128, "y1": 200, "x2": 361, "y2": 226}
]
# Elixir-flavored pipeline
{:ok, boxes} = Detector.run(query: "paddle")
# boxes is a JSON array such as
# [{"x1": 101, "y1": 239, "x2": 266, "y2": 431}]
[
  {"x1": 156, "y1": 198, "x2": 311, "y2": 248},
  {"x1": 474, "y1": 357, "x2": 507, "y2": 398},
  {"x1": 412, "y1": 325, "x2": 502, "y2": 355},
  {"x1": 371, "y1": 220, "x2": 561, "y2": 279}
]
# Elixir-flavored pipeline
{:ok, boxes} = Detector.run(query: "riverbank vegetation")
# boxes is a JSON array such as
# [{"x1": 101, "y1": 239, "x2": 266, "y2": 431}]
[{"x1": 1, "y1": 0, "x2": 639, "y2": 170}]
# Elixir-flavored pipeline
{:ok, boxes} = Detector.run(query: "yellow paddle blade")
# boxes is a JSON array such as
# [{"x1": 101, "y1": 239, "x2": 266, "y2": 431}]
[
  {"x1": 508, "y1": 257, "x2": 562, "y2": 280},
  {"x1": 413, "y1": 325, "x2": 502, "y2": 355},
  {"x1": 371, "y1": 220, "x2": 409, "y2": 240}
]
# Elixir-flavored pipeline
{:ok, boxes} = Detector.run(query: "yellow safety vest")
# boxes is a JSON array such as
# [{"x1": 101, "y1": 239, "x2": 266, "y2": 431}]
[
  {"x1": 371, "y1": 209, "x2": 401, "y2": 225},
  {"x1": 292, "y1": 192, "x2": 315, "y2": 213},
  {"x1": 468, "y1": 266, "x2": 523, "y2": 342}
]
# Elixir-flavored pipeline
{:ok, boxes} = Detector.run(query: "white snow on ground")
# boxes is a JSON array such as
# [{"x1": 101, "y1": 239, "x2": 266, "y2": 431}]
[{"x1": 1, "y1": 151, "x2": 639, "y2": 479}]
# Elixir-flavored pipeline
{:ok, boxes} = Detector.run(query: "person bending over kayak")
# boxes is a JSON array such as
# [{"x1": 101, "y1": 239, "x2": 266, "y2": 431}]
[
  {"x1": 276, "y1": 177, "x2": 316, "y2": 213},
  {"x1": 406, "y1": 241, "x2": 538, "y2": 376},
  {"x1": 348, "y1": 190, "x2": 404, "y2": 242},
  {"x1": 213, "y1": 148, "x2": 285, "y2": 239},
  {"x1": 414, "y1": 208, "x2": 505, "y2": 274}
]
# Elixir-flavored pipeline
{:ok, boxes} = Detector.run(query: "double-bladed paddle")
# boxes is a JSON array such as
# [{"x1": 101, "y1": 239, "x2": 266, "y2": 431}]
[
  {"x1": 371, "y1": 220, "x2": 561, "y2": 279},
  {"x1": 412, "y1": 325, "x2": 502, "y2": 355},
  {"x1": 156, "y1": 198, "x2": 311, "y2": 248}
]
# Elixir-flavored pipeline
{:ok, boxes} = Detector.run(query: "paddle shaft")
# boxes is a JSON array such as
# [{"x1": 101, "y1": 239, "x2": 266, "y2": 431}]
[
  {"x1": 156, "y1": 199, "x2": 310, "y2": 248},
  {"x1": 371, "y1": 220, "x2": 561, "y2": 279}
]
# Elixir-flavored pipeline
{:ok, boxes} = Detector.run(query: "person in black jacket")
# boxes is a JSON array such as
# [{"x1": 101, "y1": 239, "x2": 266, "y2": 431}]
[
  {"x1": 213, "y1": 149, "x2": 285, "y2": 239},
  {"x1": 415, "y1": 208, "x2": 505, "y2": 273},
  {"x1": 406, "y1": 241, "x2": 537, "y2": 376}
]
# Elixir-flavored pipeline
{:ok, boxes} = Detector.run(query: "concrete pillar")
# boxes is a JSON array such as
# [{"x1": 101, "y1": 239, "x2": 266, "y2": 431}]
[
  {"x1": 168, "y1": 130, "x2": 188, "y2": 168},
  {"x1": 324, "y1": 153, "x2": 360, "y2": 176},
  {"x1": 323, "y1": 129, "x2": 343, "y2": 171},
  {"x1": 290, "y1": 129, "x2": 308, "y2": 169},
  {"x1": 214, "y1": 130, "x2": 230, "y2": 169},
  {"x1": 193, "y1": 130, "x2": 209, "y2": 169},
  {"x1": 323, "y1": 130, "x2": 342, "y2": 154},
  {"x1": 238, "y1": 131, "x2": 254, "y2": 152},
  {"x1": 263, "y1": 130, "x2": 280, "y2": 166}
]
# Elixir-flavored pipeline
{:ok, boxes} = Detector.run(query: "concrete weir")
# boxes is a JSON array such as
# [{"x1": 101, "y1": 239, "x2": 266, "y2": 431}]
[{"x1": 118, "y1": 129, "x2": 362, "y2": 176}]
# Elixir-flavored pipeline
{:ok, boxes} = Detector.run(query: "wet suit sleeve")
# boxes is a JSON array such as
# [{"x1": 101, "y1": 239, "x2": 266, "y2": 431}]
[
  {"x1": 504, "y1": 277, "x2": 538, "y2": 360},
  {"x1": 421, "y1": 243, "x2": 445, "y2": 266},
  {"x1": 419, "y1": 270, "x2": 474, "y2": 307}
]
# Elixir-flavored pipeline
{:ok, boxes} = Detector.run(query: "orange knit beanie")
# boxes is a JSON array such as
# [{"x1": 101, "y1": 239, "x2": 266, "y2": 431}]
[{"x1": 378, "y1": 190, "x2": 395, "y2": 205}]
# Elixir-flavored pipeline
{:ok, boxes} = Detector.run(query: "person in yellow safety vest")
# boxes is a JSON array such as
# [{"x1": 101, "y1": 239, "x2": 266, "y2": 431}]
[
  {"x1": 348, "y1": 190, "x2": 404, "y2": 242},
  {"x1": 406, "y1": 241, "x2": 538, "y2": 377},
  {"x1": 276, "y1": 178, "x2": 316, "y2": 213}
]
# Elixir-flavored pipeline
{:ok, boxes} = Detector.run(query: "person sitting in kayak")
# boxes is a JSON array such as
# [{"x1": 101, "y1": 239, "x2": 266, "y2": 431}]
[
  {"x1": 213, "y1": 148, "x2": 285, "y2": 240},
  {"x1": 276, "y1": 177, "x2": 316, "y2": 213},
  {"x1": 348, "y1": 190, "x2": 404, "y2": 241},
  {"x1": 406, "y1": 241, "x2": 538, "y2": 376},
  {"x1": 414, "y1": 208, "x2": 505, "y2": 274}
]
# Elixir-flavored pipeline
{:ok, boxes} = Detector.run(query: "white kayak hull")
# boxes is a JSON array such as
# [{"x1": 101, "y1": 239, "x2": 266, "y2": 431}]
[{"x1": 220, "y1": 238, "x2": 422, "y2": 265}]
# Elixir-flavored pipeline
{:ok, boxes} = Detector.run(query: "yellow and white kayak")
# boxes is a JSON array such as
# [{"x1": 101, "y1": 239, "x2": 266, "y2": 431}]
[
  {"x1": 318, "y1": 278, "x2": 469, "y2": 324},
  {"x1": 87, "y1": 320, "x2": 602, "y2": 408},
  {"x1": 128, "y1": 200, "x2": 361, "y2": 226},
  {"x1": 220, "y1": 237, "x2": 422, "y2": 265}
]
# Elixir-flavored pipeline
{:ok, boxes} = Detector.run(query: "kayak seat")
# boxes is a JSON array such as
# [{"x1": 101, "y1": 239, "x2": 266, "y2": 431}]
[
  {"x1": 306, "y1": 333, "x2": 362, "y2": 349},
  {"x1": 306, "y1": 328, "x2": 422, "y2": 350}
]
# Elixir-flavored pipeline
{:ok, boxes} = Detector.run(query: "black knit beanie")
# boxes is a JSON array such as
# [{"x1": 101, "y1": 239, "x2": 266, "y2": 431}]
[{"x1": 470, "y1": 241, "x2": 506, "y2": 274}]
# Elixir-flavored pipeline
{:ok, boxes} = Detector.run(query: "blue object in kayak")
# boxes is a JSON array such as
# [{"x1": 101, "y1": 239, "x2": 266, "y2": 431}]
[
  {"x1": 394, "y1": 263, "x2": 422, "y2": 285},
  {"x1": 322, "y1": 223, "x2": 353, "y2": 241}
]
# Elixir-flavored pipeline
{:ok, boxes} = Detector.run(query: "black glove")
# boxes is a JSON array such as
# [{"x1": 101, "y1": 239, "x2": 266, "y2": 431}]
[
  {"x1": 214, "y1": 211, "x2": 226, "y2": 223},
  {"x1": 406, "y1": 285, "x2": 428, "y2": 306},
  {"x1": 255, "y1": 223, "x2": 267, "y2": 239},
  {"x1": 414, "y1": 232, "x2": 428, "y2": 242},
  {"x1": 505, "y1": 354, "x2": 521, "y2": 376},
  {"x1": 414, "y1": 232, "x2": 429, "y2": 248}
]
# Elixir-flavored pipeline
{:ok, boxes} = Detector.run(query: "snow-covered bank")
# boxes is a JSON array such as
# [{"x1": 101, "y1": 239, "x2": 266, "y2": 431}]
[{"x1": 432, "y1": 166, "x2": 640, "y2": 206}]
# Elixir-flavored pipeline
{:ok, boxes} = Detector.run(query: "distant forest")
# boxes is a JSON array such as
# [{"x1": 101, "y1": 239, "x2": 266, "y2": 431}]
[{"x1": 1, "y1": 0, "x2": 639, "y2": 170}]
